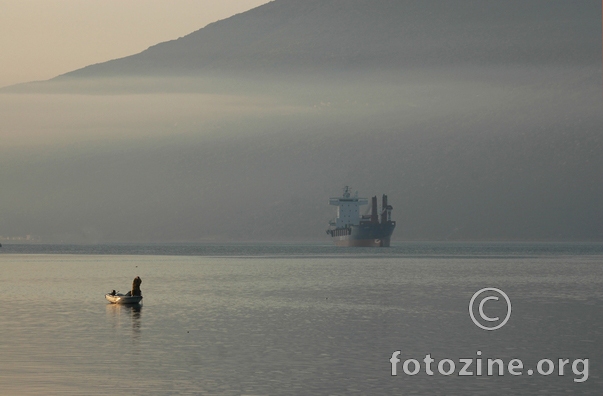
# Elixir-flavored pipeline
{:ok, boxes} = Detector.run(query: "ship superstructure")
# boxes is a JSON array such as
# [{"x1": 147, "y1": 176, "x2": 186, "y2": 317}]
[{"x1": 326, "y1": 186, "x2": 395, "y2": 247}]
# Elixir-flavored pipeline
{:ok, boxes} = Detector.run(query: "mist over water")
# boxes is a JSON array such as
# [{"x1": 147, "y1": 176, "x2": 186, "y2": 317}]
[
  {"x1": 1, "y1": 0, "x2": 601, "y2": 243},
  {"x1": 1, "y1": 65, "x2": 601, "y2": 243}
]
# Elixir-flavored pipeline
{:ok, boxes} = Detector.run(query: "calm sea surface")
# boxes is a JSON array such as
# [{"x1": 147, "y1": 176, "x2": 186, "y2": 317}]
[{"x1": 0, "y1": 242, "x2": 602, "y2": 395}]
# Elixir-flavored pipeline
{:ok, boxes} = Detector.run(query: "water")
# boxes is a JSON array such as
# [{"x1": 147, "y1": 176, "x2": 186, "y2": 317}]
[{"x1": 0, "y1": 242, "x2": 602, "y2": 395}]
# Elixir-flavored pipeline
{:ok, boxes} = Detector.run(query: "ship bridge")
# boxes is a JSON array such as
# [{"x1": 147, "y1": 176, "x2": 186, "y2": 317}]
[{"x1": 329, "y1": 186, "x2": 368, "y2": 228}]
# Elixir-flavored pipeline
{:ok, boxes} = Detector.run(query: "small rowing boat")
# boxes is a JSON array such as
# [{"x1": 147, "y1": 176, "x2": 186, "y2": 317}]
[
  {"x1": 105, "y1": 293, "x2": 142, "y2": 304},
  {"x1": 106, "y1": 277, "x2": 143, "y2": 304}
]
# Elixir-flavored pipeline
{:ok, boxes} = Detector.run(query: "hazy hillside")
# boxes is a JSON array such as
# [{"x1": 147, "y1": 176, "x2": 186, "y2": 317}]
[
  {"x1": 0, "y1": 0, "x2": 601, "y2": 243},
  {"x1": 37, "y1": 0, "x2": 603, "y2": 81}
]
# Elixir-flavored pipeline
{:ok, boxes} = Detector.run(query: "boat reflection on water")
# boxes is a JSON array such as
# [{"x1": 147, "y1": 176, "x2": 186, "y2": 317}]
[{"x1": 106, "y1": 302, "x2": 142, "y2": 340}]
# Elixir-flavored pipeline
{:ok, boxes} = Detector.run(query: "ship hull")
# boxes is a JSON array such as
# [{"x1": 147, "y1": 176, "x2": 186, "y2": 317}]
[
  {"x1": 333, "y1": 236, "x2": 391, "y2": 247},
  {"x1": 328, "y1": 222, "x2": 395, "y2": 247}
]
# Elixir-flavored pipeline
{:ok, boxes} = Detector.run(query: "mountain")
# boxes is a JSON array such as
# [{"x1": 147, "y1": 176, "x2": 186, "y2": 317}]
[
  {"x1": 48, "y1": 0, "x2": 602, "y2": 80},
  {"x1": 1, "y1": 0, "x2": 601, "y2": 243}
]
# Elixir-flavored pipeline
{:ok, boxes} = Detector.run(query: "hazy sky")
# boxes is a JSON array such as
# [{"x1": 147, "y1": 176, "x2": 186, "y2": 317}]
[{"x1": 0, "y1": 0, "x2": 270, "y2": 87}]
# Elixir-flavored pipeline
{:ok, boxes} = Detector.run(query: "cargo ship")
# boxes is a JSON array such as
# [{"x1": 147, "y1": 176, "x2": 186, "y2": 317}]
[{"x1": 326, "y1": 186, "x2": 395, "y2": 247}]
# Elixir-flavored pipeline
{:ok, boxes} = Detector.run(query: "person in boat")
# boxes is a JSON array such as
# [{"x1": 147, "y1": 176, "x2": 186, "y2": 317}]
[{"x1": 132, "y1": 276, "x2": 142, "y2": 296}]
